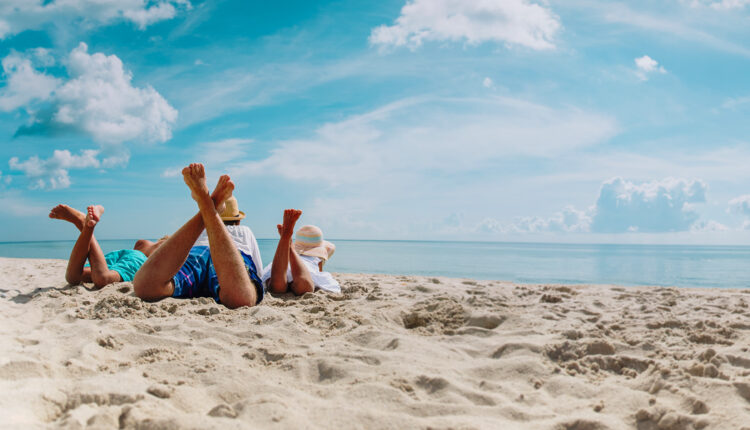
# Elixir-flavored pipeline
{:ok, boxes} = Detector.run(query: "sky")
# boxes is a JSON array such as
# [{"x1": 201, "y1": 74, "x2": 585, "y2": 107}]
[{"x1": 1, "y1": 0, "x2": 750, "y2": 244}]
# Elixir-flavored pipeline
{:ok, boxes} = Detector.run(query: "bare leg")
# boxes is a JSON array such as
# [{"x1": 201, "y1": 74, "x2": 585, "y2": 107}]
[
  {"x1": 51, "y1": 204, "x2": 90, "y2": 284},
  {"x1": 49, "y1": 204, "x2": 86, "y2": 232},
  {"x1": 269, "y1": 209, "x2": 312, "y2": 295},
  {"x1": 182, "y1": 164, "x2": 257, "y2": 308},
  {"x1": 64, "y1": 205, "x2": 120, "y2": 287},
  {"x1": 84, "y1": 206, "x2": 122, "y2": 288},
  {"x1": 65, "y1": 215, "x2": 93, "y2": 285},
  {"x1": 133, "y1": 172, "x2": 235, "y2": 301},
  {"x1": 289, "y1": 246, "x2": 314, "y2": 295}
]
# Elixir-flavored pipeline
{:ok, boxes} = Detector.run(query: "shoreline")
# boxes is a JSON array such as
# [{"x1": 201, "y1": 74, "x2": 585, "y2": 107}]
[{"x1": 2, "y1": 257, "x2": 750, "y2": 428}]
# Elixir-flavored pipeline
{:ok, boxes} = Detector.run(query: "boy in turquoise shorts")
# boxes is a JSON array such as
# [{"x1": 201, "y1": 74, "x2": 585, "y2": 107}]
[{"x1": 49, "y1": 204, "x2": 166, "y2": 288}]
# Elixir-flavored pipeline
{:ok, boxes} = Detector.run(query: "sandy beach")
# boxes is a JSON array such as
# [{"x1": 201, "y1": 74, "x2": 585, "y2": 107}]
[{"x1": 1, "y1": 257, "x2": 750, "y2": 429}]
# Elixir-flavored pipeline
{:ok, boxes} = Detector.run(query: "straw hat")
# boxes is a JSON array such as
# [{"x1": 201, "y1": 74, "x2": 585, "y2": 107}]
[
  {"x1": 220, "y1": 196, "x2": 245, "y2": 221},
  {"x1": 293, "y1": 225, "x2": 335, "y2": 261}
]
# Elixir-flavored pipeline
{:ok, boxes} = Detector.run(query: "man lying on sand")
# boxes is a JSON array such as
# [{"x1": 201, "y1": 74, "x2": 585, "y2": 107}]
[
  {"x1": 133, "y1": 164, "x2": 264, "y2": 309},
  {"x1": 49, "y1": 204, "x2": 166, "y2": 288},
  {"x1": 262, "y1": 209, "x2": 340, "y2": 295}
]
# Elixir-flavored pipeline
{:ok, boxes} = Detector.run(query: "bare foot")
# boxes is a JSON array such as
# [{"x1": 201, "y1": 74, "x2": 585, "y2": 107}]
[
  {"x1": 210, "y1": 174, "x2": 234, "y2": 213},
  {"x1": 85, "y1": 205, "x2": 104, "y2": 228},
  {"x1": 277, "y1": 224, "x2": 283, "y2": 236},
  {"x1": 182, "y1": 163, "x2": 211, "y2": 204},
  {"x1": 280, "y1": 209, "x2": 302, "y2": 238},
  {"x1": 49, "y1": 204, "x2": 86, "y2": 230}
]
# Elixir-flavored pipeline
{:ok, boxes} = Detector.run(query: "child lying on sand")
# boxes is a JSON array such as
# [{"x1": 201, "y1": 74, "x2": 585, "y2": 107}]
[
  {"x1": 49, "y1": 204, "x2": 166, "y2": 288},
  {"x1": 263, "y1": 209, "x2": 340, "y2": 295}
]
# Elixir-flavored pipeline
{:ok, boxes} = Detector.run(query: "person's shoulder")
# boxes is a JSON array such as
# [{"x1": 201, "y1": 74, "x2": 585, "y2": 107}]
[{"x1": 237, "y1": 224, "x2": 255, "y2": 236}]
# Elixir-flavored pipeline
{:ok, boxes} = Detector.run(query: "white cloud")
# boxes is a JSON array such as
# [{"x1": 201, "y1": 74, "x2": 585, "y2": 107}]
[
  {"x1": 478, "y1": 177, "x2": 712, "y2": 235},
  {"x1": 48, "y1": 43, "x2": 177, "y2": 144},
  {"x1": 512, "y1": 206, "x2": 592, "y2": 233},
  {"x1": 720, "y1": 95, "x2": 750, "y2": 110},
  {"x1": 602, "y1": 3, "x2": 750, "y2": 58},
  {"x1": 590, "y1": 177, "x2": 707, "y2": 233},
  {"x1": 229, "y1": 97, "x2": 618, "y2": 185},
  {"x1": 476, "y1": 217, "x2": 506, "y2": 234},
  {"x1": 161, "y1": 168, "x2": 181, "y2": 178},
  {"x1": 0, "y1": 0, "x2": 190, "y2": 39},
  {"x1": 9, "y1": 149, "x2": 101, "y2": 190},
  {"x1": 728, "y1": 195, "x2": 750, "y2": 229},
  {"x1": 691, "y1": 220, "x2": 729, "y2": 232},
  {"x1": 161, "y1": 138, "x2": 253, "y2": 179},
  {"x1": 3, "y1": 43, "x2": 177, "y2": 188},
  {"x1": 0, "y1": 52, "x2": 60, "y2": 112},
  {"x1": 478, "y1": 206, "x2": 591, "y2": 234},
  {"x1": 684, "y1": 0, "x2": 750, "y2": 10},
  {"x1": 4, "y1": 43, "x2": 177, "y2": 144},
  {"x1": 728, "y1": 195, "x2": 750, "y2": 216},
  {"x1": 199, "y1": 138, "x2": 254, "y2": 166},
  {"x1": 634, "y1": 55, "x2": 666, "y2": 81},
  {"x1": 369, "y1": 0, "x2": 561, "y2": 51},
  {"x1": 483, "y1": 77, "x2": 495, "y2": 89}
]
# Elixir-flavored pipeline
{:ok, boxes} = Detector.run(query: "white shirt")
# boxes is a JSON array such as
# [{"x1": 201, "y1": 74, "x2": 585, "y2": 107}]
[{"x1": 193, "y1": 225, "x2": 264, "y2": 277}]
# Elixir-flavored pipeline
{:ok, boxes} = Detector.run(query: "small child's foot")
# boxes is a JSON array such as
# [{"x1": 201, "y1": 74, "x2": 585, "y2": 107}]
[
  {"x1": 49, "y1": 204, "x2": 86, "y2": 230},
  {"x1": 280, "y1": 209, "x2": 302, "y2": 237},
  {"x1": 85, "y1": 205, "x2": 104, "y2": 228}
]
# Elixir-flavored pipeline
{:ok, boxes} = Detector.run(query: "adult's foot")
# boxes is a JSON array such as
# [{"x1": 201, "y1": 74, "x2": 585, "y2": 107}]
[
  {"x1": 280, "y1": 209, "x2": 302, "y2": 238},
  {"x1": 182, "y1": 163, "x2": 211, "y2": 204},
  {"x1": 49, "y1": 204, "x2": 86, "y2": 230},
  {"x1": 210, "y1": 174, "x2": 234, "y2": 213},
  {"x1": 85, "y1": 205, "x2": 105, "y2": 228}
]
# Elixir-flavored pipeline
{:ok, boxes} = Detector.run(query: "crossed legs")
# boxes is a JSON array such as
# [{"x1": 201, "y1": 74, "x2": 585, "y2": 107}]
[
  {"x1": 268, "y1": 209, "x2": 314, "y2": 296},
  {"x1": 50, "y1": 204, "x2": 121, "y2": 288},
  {"x1": 133, "y1": 164, "x2": 258, "y2": 308}
]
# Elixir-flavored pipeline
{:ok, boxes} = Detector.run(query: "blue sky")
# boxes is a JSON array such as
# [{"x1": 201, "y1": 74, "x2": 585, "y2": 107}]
[{"x1": 2, "y1": 0, "x2": 750, "y2": 244}]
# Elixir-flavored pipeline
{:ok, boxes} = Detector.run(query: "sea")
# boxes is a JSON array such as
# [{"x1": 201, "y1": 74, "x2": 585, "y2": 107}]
[{"x1": 1, "y1": 240, "x2": 749, "y2": 289}]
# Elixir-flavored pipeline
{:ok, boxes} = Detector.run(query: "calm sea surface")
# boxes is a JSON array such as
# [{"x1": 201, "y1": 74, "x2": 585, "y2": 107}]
[{"x1": 1, "y1": 240, "x2": 749, "y2": 289}]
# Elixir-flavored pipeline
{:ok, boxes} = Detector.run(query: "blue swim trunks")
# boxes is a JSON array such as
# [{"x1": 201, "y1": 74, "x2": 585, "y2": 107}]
[
  {"x1": 172, "y1": 246, "x2": 264, "y2": 304},
  {"x1": 85, "y1": 249, "x2": 147, "y2": 282}
]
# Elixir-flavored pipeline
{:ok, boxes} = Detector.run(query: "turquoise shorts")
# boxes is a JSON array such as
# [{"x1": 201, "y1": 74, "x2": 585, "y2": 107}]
[{"x1": 86, "y1": 249, "x2": 147, "y2": 282}]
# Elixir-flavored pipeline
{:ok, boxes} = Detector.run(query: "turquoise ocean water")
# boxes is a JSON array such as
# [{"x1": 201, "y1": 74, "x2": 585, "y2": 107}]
[{"x1": 1, "y1": 240, "x2": 749, "y2": 289}]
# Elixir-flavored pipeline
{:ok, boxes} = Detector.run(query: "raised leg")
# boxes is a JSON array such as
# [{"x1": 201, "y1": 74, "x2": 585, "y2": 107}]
[
  {"x1": 83, "y1": 206, "x2": 122, "y2": 288},
  {"x1": 269, "y1": 209, "x2": 312, "y2": 295},
  {"x1": 64, "y1": 215, "x2": 93, "y2": 285},
  {"x1": 49, "y1": 204, "x2": 86, "y2": 232},
  {"x1": 182, "y1": 164, "x2": 257, "y2": 308},
  {"x1": 133, "y1": 171, "x2": 235, "y2": 301}
]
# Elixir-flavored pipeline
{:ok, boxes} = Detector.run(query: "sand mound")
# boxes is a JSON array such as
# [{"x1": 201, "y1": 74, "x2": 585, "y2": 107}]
[{"x1": 2, "y1": 257, "x2": 750, "y2": 428}]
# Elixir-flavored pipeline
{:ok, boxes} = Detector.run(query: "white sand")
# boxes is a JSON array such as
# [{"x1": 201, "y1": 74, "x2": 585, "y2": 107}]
[{"x1": 1, "y1": 257, "x2": 750, "y2": 429}]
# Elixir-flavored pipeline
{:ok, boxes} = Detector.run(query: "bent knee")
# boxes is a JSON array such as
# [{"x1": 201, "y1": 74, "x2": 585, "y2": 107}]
[
  {"x1": 65, "y1": 275, "x2": 82, "y2": 285},
  {"x1": 133, "y1": 277, "x2": 173, "y2": 301},
  {"x1": 269, "y1": 277, "x2": 289, "y2": 294},
  {"x1": 292, "y1": 279, "x2": 314, "y2": 295}
]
